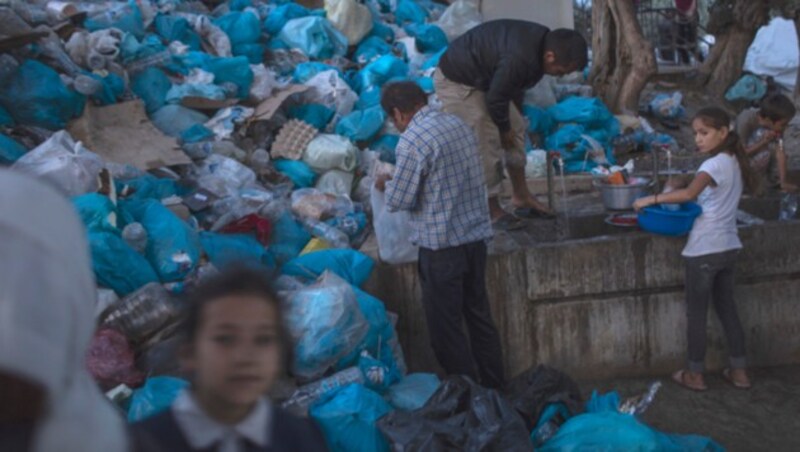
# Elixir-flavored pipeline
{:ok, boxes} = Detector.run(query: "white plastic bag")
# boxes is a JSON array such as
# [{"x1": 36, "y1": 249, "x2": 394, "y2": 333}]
[
  {"x1": 436, "y1": 0, "x2": 482, "y2": 42},
  {"x1": 525, "y1": 150, "x2": 547, "y2": 179},
  {"x1": 188, "y1": 154, "x2": 256, "y2": 198},
  {"x1": 316, "y1": 169, "x2": 355, "y2": 196},
  {"x1": 370, "y1": 185, "x2": 418, "y2": 265},
  {"x1": 303, "y1": 70, "x2": 359, "y2": 122},
  {"x1": 325, "y1": 0, "x2": 374, "y2": 47},
  {"x1": 12, "y1": 131, "x2": 104, "y2": 196},
  {"x1": 249, "y1": 64, "x2": 279, "y2": 101},
  {"x1": 303, "y1": 134, "x2": 358, "y2": 173}
]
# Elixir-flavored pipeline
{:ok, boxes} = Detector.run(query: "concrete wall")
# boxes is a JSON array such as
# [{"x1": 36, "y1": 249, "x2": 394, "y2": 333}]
[
  {"x1": 364, "y1": 221, "x2": 800, "y2": 380},
  {"x1": 481, "y1": 0, "x2": 575, "y2": 29}
]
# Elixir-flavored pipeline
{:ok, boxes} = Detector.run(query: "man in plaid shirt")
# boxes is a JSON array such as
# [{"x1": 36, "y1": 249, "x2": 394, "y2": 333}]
[{"x1": 375, "y1": 82, "x2": 505, "y2": 389}]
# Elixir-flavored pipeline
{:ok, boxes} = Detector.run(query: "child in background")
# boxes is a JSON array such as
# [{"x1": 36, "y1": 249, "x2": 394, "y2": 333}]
[
  {"x1": 634, "y1": 107, "x2": 758, "y2": 391},
  {"x1": 133, "y1": 267, "x2": 328, "y2": 452},
  {"x1": 736, "y1": 93, "x2": 797, "y2": 192}
]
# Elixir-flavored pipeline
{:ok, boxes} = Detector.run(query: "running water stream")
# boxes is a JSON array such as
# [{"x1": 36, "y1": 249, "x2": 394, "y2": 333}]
[{"x1": 558, "y1": 158, "x2": 570, "y2": 237}]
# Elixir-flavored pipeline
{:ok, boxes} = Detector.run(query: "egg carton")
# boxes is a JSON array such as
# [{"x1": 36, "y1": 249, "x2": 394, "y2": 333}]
[{"x1": 271, "y1": 119, "x2": 318, "y2": 161}]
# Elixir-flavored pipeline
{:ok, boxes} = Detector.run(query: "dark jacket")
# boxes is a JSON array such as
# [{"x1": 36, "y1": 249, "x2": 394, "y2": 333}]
[
  {"x1": 438, "y1": 20, "x2": 550, "y2": 133},
  {"x1": 131, "y1": 407, "x2": 329, "y2": 452}
]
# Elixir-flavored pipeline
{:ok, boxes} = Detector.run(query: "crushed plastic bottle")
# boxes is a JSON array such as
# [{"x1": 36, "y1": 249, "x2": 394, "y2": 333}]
[
  {"x1": 620, "y1": 381, "x2": 662, "y2": 416},
  {"x1": 303, "y1": 218, "x2": 351, "y2": 248},
  {"x1": 532, "y1": 420, "x2": 560, "y2": 447},
  {"x1": 101, "y1": 283, "x2": 181, "y2": 344},
  {"x1": 281, "y1": 366, "x2": 365, "y2": 416},
  {"x1": 779, "y1": 193, "x2": 797, "y2": 221}
]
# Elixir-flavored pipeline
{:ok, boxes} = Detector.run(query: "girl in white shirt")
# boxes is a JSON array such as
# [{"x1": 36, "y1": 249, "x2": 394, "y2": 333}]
[{"x1": 634, "y1": 107, "x2": 758, "y2": 392}]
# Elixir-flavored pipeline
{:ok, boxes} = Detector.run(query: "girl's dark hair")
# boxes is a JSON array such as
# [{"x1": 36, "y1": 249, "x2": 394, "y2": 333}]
[
  {"x1": 181, "y1": 266, "x2": 293, "y2": 370},
  {"x1": 693, "y1": 107, "x2": 759, "y2": 194}
]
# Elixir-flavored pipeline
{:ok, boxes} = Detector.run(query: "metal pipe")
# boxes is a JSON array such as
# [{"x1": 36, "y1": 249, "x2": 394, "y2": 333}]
[
  {"x1": 652, "y1": 146, "x2": 661, "y2": 194},
  {"x1": 547, "y1": 151, "x2": 555, "y2": 210}
]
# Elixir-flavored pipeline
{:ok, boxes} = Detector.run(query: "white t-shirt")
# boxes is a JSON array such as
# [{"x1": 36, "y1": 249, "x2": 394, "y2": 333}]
[{"x1": 682, "y1": 153, "x2": 744, "y2": 257}]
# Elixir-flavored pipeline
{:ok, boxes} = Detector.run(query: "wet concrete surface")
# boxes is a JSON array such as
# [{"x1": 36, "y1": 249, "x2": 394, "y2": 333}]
[{"x1": 580, "y1": 365, "x2": 800, "y2": 452}]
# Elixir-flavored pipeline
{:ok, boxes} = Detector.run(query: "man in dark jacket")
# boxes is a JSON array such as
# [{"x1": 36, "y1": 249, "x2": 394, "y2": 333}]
[{"x1": 435, "y1": 20, "x2": 588, "y2": 229}]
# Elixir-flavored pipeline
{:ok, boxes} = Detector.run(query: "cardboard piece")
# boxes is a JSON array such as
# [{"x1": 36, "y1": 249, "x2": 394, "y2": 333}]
[
  {"x1": 253, "y1": 84, "x2": 309, "y2": 121},
  {"x1": 67, "y1": 100, "x2": 192, "y2": 170}
]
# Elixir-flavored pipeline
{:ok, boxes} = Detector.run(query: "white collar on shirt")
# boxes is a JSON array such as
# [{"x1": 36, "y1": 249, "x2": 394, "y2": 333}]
[{"x1": 172, "y1": 390, "x2": 272, "y2": 452}]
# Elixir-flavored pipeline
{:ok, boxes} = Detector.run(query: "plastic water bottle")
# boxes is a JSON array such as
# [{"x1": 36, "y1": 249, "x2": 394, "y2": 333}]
[
  {"x1": 779, "y1": 193, "x2": 797, "y2": 221},
  {"x1": 532, "y1": 421, "x2": 560, "y2": 447},
  {"x1": 101, "y1": 283, "x2": 180, "y2": 343},
  {"x1": 126, "y1": 50, "x2": 173, "y2": 75},
  {"x1": 281, "y1": 367, "x2": 364, "y2": 415},
  {"x1": 122, "y1": 223, "x2": 148, "y2": 254},
  {"x1": 304, "y1": 219, "x2": 350, "y2": 248},
  {"x1": 620, "y1": 381, "x2": 662, "y2": 416}
]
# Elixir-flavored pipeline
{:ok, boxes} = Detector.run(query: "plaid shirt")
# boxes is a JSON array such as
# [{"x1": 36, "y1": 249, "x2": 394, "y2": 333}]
[{"x1": 385, "y1": 106, "x2": 492, "y2": 250}]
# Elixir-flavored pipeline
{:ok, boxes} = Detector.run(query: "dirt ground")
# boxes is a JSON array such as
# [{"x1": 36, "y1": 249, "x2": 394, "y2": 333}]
[{"x1": 580, "y1": 365, "x2": 800, "y2": 452}]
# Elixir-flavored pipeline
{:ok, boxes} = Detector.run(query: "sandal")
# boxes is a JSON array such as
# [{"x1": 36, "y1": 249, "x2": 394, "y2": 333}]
[
  {"x1": 671, "y1": 369, "x2": 708, "y2": 392},
  {"x1": 492, "y1": 213, "x2": 525, "y2": 231},
  {"x1": 722, "y1": 368, "x2": 752, "y2": 390},
  {"x1": 513, "y1": 207, "x2": 556, "y2": 220}
]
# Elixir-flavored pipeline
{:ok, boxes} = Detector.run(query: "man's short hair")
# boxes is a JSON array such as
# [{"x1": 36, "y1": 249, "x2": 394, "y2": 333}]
[
  {"x1": 759, "y1": 94, "x2": 797, "y2": 123},
  {"x1": 544, "y1": 29, "x2": 589, "y2": 71},
  {"x1": 381, "y1": 81, "x2": 428, "y2": 115}
]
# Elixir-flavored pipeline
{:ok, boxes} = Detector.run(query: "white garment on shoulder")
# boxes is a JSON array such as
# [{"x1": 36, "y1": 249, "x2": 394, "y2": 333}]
[
  {"x1": 172, "y1": 390, "x2": 272, "y2": 452},
  {"x1": 682, "y1": 153, "x2": 744, "y2": 257}
]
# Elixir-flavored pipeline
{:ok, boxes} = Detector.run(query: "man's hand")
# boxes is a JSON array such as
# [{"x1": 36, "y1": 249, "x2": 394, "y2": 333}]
[
  {"x1": 374, "y1": 173, "x2": 393, "y2": 192},
  {"x1": 500, "y1": 130, "x2": 516, "y2": 150}
]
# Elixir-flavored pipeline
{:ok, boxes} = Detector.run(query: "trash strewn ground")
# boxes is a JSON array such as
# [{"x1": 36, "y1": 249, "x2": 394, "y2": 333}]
[{"x1": 582, "y1": 365, "x2": 800, "y2": 452}]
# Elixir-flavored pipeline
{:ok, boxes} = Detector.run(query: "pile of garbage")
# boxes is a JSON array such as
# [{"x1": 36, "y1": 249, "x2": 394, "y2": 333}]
[{"x1": 0, "y1": 0, "x2": 486, "y2": 446}]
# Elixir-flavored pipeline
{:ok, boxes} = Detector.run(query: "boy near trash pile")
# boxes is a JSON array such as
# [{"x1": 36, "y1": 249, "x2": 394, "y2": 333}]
[
  {"x1": 132, "y1": 267, "x2": 328, "y2": 452},
  {"x1": 434, "y1": 19, "x2": 589, "y2": 229},
  {"x1": 375, "y1": 81, "x2": 505, "y2": 389},
  {"x1": 736, "y1": 93, "x2": 798, "y2": 192}
]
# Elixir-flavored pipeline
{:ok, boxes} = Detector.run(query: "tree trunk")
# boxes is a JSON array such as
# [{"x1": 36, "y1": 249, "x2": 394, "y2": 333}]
[
  {"x1": 589, "y1": 0, "x2": 657, "y2": 114},
  {"x1": 698, "y1": 0, "x2": 769, "y2": 99},
  {"x1": 794, "y1": 14, "x2": 800, "y2": 101}
]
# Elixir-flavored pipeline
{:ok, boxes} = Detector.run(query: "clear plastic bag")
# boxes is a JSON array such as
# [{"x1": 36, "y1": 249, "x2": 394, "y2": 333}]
[
  {"x1": 436, "y1": 0, "x2": 482, "y2": 42},
  {"x1": 12, "y1": 131, "x2": 104, "y2": 197},
  {"x1": 291, "y1": 188, "x2": 354, "y2": 221},
  {"x1": 316, "y1": 169, "x2": 355, "y2": 196},
  {"x1": 325, "y1": 0, "x2": 374, "y2": 46},
  {"x1": 283, "y1": 271, "x2": 370, "y2": 381},
  {"x1": 303, "y1": 134, "x2": 358, "y2": 173},
  {"x1": 189, "y1": 154, "x2": 257, "y2": 198},
  {"x1": 370, "y1": 185, "x2": 418, "y2": 265},
  {"x1": 302, "y1": 70, "x2": 359, "y2": 121},
  {"x1": 386, "y1": 373, "x2": 441, "y2": 411}
]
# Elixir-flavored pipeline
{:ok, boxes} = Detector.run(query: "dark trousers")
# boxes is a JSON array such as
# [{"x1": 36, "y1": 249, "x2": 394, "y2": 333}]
[
  {"x1": 684, "y1": 250, "x2": 747, "y2": 373},
  {"x1": 418, "y1": 241, "x2": 505, "y2": 388}
]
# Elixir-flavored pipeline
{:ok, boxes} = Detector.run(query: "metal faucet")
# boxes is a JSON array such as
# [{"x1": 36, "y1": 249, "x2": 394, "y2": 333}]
[{"x1": 651, "y1": 144, "x2": 672, "y2": 194}]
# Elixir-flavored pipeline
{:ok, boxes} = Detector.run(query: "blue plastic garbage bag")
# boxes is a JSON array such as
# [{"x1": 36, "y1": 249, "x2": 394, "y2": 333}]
[
  {"x1": 523, "y1": 105, "x2": 555, "y2": 135},
  {"x1": 367, "y1": 19, "x2": 396, "y2": 43},
  {"x1": 234, "y1": 42, "x2": 266, "y2": 65},
  {"x1": 0, "y1": 105, "x2": 13, "y2": 126},
  {"x1": 404, "y1": 24, "x2": 448, "y2": 53},
  {"x1": 545, "y1": 124, "x2": 587, "y2": 160},
  {"x1": 355, "y1": 36, "x2": 393, "y2": 64},
  {"x1": 128, "y1": 377, "x2": 189, "y2": 422},
  {"x1": 547, "y1": 97, "x2": 615, "y2": 129},
  {"x1": 415, "y1": 76, "x2": 434, "y2": 93},
  {"x1": 357, "y1": 354, "x2": 402, "y2": 393},
  {"x1": 200, "y1": 231, "x2": 275, "y2": 270},
  {"x1": 279, "y1": 17, "x2": 348, "y2": 60},
  {"x1": 150, "y1": 105, "x2": 210, "y2": 137},
  {"x1": 335, "y1": 286, "x2": 396, "y2": 371},
  {"x1": 293, "y1": 62, "x2": 339, "y2": 83},
  {"x1": 371, "y1": 135, "x2": 399, "y2": 164},
  {"x1": 88, "y1": 231, "x2": 160, "y2": 296},
  {"x1": 335, "y1": 106, "x2": 386, "y2": 142},
  {"x1": 358, "y1": 55, "x2": 409, "y2": 93},
  {"x1": 264, "y1": 3, "x2": 314, "y2": 35},
  {"x1": 117, "y1": 174, "x2": 183, "y2": 202},
  {"x1": 421, "y1": 47, "x2": 447, "y2": 71},
  {"x1": 326, "y1": 212, "x2": 368, "y2": 239},
  {"x1": 648, "y1": 92, "x2": 685, "y2": 120},
  {"x1": 387, "y1": 374, "x2": 441, "y2": 411},
  {"x1": 311, "y1": 384, "x2": 393, "y2": 452},
  {"x1": 73, "y1": 193, "x2": 118, "y2": 233},
  {"x1": 88, "y1": 72, "x2": 125, "y2": 106},
  {"x1": 0, "y1": 133, "x2": 27, "y2": 164},
  {"x1": 269, "y1": 211, "x2": 311, "y2": 264},
  {"x1": 0, "y1": 60, "x2": 85, "y2": 130},
  {"x1": 180, "y1": 124, "x2": 215, "y2": 144},
  {"x1": 355, "y1": 86, "x2": 382, "y2": 110},
  {"x1": 539, "y1": 411, "x2": 724, "y2": 452},
  {"x1": 230, "y1": 0, "x2": 253, "y2": 11},
  {"x1": 85, "y1": 0, "x2": 145, "y2": 38},
  {"x1": 282, "y1": 249, "x2": 374, "y2": 287},
  {"x1": 725, "y1": 74, "x2": 767, "y2": 102},
  {"x1": 178, "y1": 53, "x2": 254, "y2": 98},
  {"x1": 215, "y1": 11, "x2": 262, "y2": 46},
  {"x1": 155, "y1": 14, "x2": 201, "y2": 50},
  {"x1": 274, "y1": 159, "x2": 318, "y2": 188},
  {"x1": 395, "y1": 0, "x2": 428, "y2": 25},
  {"x1": 165, "y1": 83, "x2": 227, "y2": 104},
  {"x1": 288, "y1": 104, "x2": 335, "y2": 131},
  {"x1": 120, "y1": 199, "x2": 201, "y2": 282},
  {"x1": 120, "y1": 34, "x2": 166, "y2": 64}
]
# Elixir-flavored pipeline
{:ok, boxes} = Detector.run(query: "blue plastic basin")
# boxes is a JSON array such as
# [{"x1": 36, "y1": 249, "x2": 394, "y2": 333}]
[{"x1": 638, "y1": 202, "x2": 702, "y2": 236}]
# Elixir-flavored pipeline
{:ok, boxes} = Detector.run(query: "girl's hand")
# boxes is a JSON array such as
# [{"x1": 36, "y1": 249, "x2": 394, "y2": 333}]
[{"x1": 633, "y1": 196, "x2": 654, "y2": 212}]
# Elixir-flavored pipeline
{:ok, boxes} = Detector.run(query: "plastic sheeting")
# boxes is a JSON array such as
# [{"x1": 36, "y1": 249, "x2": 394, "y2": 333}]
[{"x1": 744, "y1": 18, "x2": 799, "y2": 92}]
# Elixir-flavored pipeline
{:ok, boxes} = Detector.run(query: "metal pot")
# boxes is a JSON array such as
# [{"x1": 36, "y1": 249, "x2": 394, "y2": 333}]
[{"x1": 593, "y1": 177, "x2": 652, "y2": 211}]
